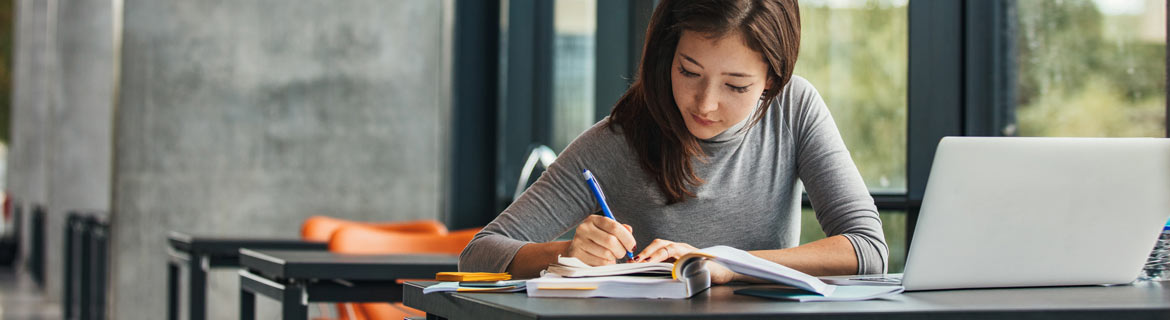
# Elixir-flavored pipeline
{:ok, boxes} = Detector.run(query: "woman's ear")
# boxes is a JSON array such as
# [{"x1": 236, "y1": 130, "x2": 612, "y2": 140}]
[{"x1": 760, "y1": 79, "x2": 774, "y2": 100}]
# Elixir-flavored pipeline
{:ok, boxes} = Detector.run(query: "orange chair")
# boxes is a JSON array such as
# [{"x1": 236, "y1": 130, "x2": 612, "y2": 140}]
[
  {"x1": 301, "y1": 215, "x2": 449, "y2": 242},
  {"x1": 327, "y1": 225, "x2": 483, "y2": 320},
  {"x1": 300, "y1": 216, "x2": 451, "y2": 319}
]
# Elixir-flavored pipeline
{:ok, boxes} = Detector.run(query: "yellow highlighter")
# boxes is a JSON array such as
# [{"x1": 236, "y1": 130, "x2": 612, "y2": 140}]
[{"x1": 435, "y1": 272, "x2": 512, "y2": 282}]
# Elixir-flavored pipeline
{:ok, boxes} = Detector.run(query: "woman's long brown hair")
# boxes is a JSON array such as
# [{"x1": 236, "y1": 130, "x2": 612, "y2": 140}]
[{"x1": 607, "y1": 0, "x2": 801, "y2": 204}]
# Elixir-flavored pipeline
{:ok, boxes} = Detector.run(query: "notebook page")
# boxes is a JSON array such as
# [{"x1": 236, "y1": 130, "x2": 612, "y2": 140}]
[{"x1": 547, "y1": 256, "x2": 673, "y2": 277}]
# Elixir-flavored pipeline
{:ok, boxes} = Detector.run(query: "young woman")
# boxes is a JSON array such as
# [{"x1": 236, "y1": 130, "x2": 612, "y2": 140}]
[{"x1": 460, "y1": 0, "x2": 888, "y2": 284}]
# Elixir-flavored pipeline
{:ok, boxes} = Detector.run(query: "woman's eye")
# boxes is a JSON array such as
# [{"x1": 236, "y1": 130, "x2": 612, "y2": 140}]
[
  {"x1": 726, "y1": 84, "x2": 750, "y2": 93},
  {"x1": 678, "y1": 66, "x2": 700, "y2": 78}
]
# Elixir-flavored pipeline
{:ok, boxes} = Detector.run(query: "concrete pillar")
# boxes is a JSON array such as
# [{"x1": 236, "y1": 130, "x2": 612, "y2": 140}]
[
  {"x1": 46, "y1": 0, "x2": 117, "y2": 305},
  {"x1": 9, "y1": 0, "x2": 117, "y2": 303},
  {"x1": 9, "y1": 0, "x2": 54, "y2": 271},
  {"x1": 111, "y1": 0, "x2": 450, "y2": 318}
]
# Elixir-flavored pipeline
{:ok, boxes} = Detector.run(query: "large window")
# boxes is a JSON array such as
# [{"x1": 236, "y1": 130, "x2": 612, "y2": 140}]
[{"x1": 1013, "y1": 0, "x2": 1166, "y2": 137}]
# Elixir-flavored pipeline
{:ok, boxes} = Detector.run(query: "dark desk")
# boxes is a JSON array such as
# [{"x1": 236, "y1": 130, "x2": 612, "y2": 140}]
[
  {"x1": 166, "y1": 232, "x2": 327, "y2": 320},
  {"x1": 404, "y1": 280, "x2": 1170, "y2": 320},
  {"x1": 238, "y1": 249, "x2": 459, "y2": 320}
]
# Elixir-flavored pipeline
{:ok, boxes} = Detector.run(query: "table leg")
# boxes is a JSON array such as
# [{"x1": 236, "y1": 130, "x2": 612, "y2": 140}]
[
  {"x1": 240, "y1": 286, "x2": 255, "y2": 320},
  {"x1": 63, "y1": 221, "x2": 75, "y2": 320},
  {"x1": 167, "y1": 260, "x2": 179, "y2": 320},
  {"x1": 282, "y1": 281, "x2": 308, "y2": 320},
  {"x1": 188, "y1": 254, "x2": 207, "y2": 320}
]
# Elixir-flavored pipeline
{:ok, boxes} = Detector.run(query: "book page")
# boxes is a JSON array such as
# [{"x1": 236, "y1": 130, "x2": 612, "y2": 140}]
[{"x1": 673, "y1": 245, "x2": 834, "y2": 295}]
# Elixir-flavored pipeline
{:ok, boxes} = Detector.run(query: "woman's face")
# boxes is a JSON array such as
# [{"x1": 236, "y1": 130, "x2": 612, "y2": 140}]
[{"x1": 671, "y1": 30, "x2": 771, "y2": 140}]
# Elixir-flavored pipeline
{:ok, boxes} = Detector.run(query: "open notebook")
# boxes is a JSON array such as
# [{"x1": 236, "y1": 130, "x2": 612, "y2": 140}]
[
  {"x1": 529, "y1": 246, "x2": 902, "y2": 300},
  {"x1": 545, "y1": 256, "x2": 673, "y2": 277}
]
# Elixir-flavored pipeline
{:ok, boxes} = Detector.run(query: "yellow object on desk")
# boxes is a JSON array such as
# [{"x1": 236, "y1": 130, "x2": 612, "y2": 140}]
[{"x1": 435, "y1": 272, "x2": 511, "y2": 282}]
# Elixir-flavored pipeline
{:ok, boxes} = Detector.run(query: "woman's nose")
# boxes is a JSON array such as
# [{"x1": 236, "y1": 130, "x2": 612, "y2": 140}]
[{"x1": 695, "y1": 85, "x2": 719, "y2": 114}]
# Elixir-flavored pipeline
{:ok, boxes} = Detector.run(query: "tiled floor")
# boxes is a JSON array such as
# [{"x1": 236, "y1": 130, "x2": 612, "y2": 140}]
[{"x1": 0, "y1": 267, "x2": 60, "y2": 319}]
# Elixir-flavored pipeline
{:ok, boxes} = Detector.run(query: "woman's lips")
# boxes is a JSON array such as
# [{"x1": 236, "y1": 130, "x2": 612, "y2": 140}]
[{"x1": 692, "y1": 114, "x2": 716, "y2": 126}]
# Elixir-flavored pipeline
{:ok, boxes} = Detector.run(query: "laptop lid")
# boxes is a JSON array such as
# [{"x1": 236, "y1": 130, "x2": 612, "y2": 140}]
[{"x1": 901, "y1": 137, "x2": 1170, "y2": 291}]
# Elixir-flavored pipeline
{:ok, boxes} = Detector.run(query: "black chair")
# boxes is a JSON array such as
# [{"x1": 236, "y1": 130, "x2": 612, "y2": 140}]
[
  {"x1": 87, "y1": 216, "x2": 109, "y2": 320},
  {"x1": 64, "y1": 212, "x2": 84, "y2": 320},
  {"x1": 28, "y1": 205, "x2": 45, "y2": 286},
  {"x1": 63, "y1": 212, "x2": 110, "y2": 320}
]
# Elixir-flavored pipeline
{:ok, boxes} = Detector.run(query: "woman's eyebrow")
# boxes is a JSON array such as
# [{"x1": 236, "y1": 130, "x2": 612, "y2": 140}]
[
  {"x1": 679, "y1": 53, "x2": 753, "y2": 78},
  {"x1": 679, "y1": 53, "x2": 704, "y2": 69}
]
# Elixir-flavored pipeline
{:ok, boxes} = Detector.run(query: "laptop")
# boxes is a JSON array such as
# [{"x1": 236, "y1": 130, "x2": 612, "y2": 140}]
[{"x1": 821, "y1": 137, "x2": 1170, "y2": 291}]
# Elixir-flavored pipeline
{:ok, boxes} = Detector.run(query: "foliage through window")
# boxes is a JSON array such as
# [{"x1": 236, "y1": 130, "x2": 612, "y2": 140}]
[
  {"x1": 1014, "y1": 0, "x2": 1166, "y2": 137},
  {"x1": 795, "y1": 0, "x2": 908, "y2": 193}
]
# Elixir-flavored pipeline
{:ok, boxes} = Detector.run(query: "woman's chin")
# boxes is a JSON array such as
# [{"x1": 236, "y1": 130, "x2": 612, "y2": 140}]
[
  {"x1": 689, "y1": 129, "x2": 719, "y2": 140},
  {"x1": 686, "y1": 122, "x2": 725, "y2": 140}
]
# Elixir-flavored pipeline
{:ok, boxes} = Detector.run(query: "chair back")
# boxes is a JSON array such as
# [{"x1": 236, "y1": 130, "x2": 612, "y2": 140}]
[
  {"x1": 301, "y1": 216, "x2": 448, "y2": 242},
  {"x1": 328, "y1": 225, "x2": 480, "y2": 255}
]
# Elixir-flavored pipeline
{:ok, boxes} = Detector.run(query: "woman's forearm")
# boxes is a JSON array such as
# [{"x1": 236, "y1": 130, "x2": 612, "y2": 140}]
[
  {"x1": 737, "y1": 235, "x2": 858, "y2": 281},
  {"x1": 505, "y1": 241, "x2": 571, "y2": 278}
]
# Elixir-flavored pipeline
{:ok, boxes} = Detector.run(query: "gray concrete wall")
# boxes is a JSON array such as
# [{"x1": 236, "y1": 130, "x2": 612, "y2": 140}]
[{"x1": 111, "y1": 0, "x2": 450, "y2": 319}]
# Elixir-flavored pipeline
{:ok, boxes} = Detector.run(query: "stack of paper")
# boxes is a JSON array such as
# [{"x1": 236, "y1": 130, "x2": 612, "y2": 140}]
[
  {"x1": 424, "y1": 280, "x2": 527, "y2": 294},
  {"x1": 529, "y1": 254, "x2": 712, "y2": 299},
  {"x1": 527, "y1": 275, "x2": 702, "y2": 299}
]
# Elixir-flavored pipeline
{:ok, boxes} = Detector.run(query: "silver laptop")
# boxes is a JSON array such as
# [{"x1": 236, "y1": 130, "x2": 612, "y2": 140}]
[{"x1": 822, "y1": 137, "x2": 1170, "y2": 291}]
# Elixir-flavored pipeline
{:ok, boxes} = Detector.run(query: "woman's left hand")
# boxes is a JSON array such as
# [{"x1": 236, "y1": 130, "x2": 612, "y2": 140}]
[
  {"x1": 633, "y1": 239, "x2": 736, "y2": 284},
  {"x1": 632, "y1": 238, "x2": 696, "y2": 263}
]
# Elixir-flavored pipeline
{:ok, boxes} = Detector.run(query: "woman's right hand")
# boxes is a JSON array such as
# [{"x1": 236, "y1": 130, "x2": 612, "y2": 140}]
[{"x1": 563, "y1": 215, "x2": 636, "y2": 266}]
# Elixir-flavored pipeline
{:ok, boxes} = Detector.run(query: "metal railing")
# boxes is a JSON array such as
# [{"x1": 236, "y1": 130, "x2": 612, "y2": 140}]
[{"x1": 513, "y1": 144, "x2": 558, "y2": 201}]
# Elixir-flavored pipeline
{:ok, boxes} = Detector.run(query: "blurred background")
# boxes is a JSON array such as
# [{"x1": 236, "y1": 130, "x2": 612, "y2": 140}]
[{"x1": 0, "y1": 0, "x2": 1162, "y2": 319}]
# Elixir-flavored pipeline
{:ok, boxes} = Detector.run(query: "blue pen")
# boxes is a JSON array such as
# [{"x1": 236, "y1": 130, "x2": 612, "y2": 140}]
[{"x1": 582, "y1": 169, "x2": 636, "y2": 261}]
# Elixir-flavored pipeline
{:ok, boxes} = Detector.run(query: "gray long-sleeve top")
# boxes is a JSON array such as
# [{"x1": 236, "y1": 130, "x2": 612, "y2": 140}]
[{"x1": 460, "y1": 76, "x2": 888, "y2": 275}]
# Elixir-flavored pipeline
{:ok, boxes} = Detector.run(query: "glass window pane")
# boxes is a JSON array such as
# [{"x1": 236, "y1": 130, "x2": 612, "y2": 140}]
[
  {"x1": 795, "y1": 0, "x2": 908, "y2": 193},
  {"x1": 1014, "y1": 0, "x2": 1166, "y2": 137},
  {"x1": 801, "y1": 208, "x2": 908, "y2": 273},
  {"x1": 552, "y1": 0, "x2": 597, "y2": 152}
]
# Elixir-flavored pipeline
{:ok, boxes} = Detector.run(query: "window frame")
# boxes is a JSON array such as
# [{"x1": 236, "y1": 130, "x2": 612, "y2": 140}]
[
  {"x1": 446, "y1": 0, "x2": 501, "y2": 229},
  {"x1": 594, "y1": 0, "x2": 656, "y2": 122}
]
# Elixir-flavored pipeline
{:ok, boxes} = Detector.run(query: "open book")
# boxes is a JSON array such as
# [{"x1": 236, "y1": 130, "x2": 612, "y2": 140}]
[{"x1": 528, "y1": 245, "x2": 903, "y2": 301}]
